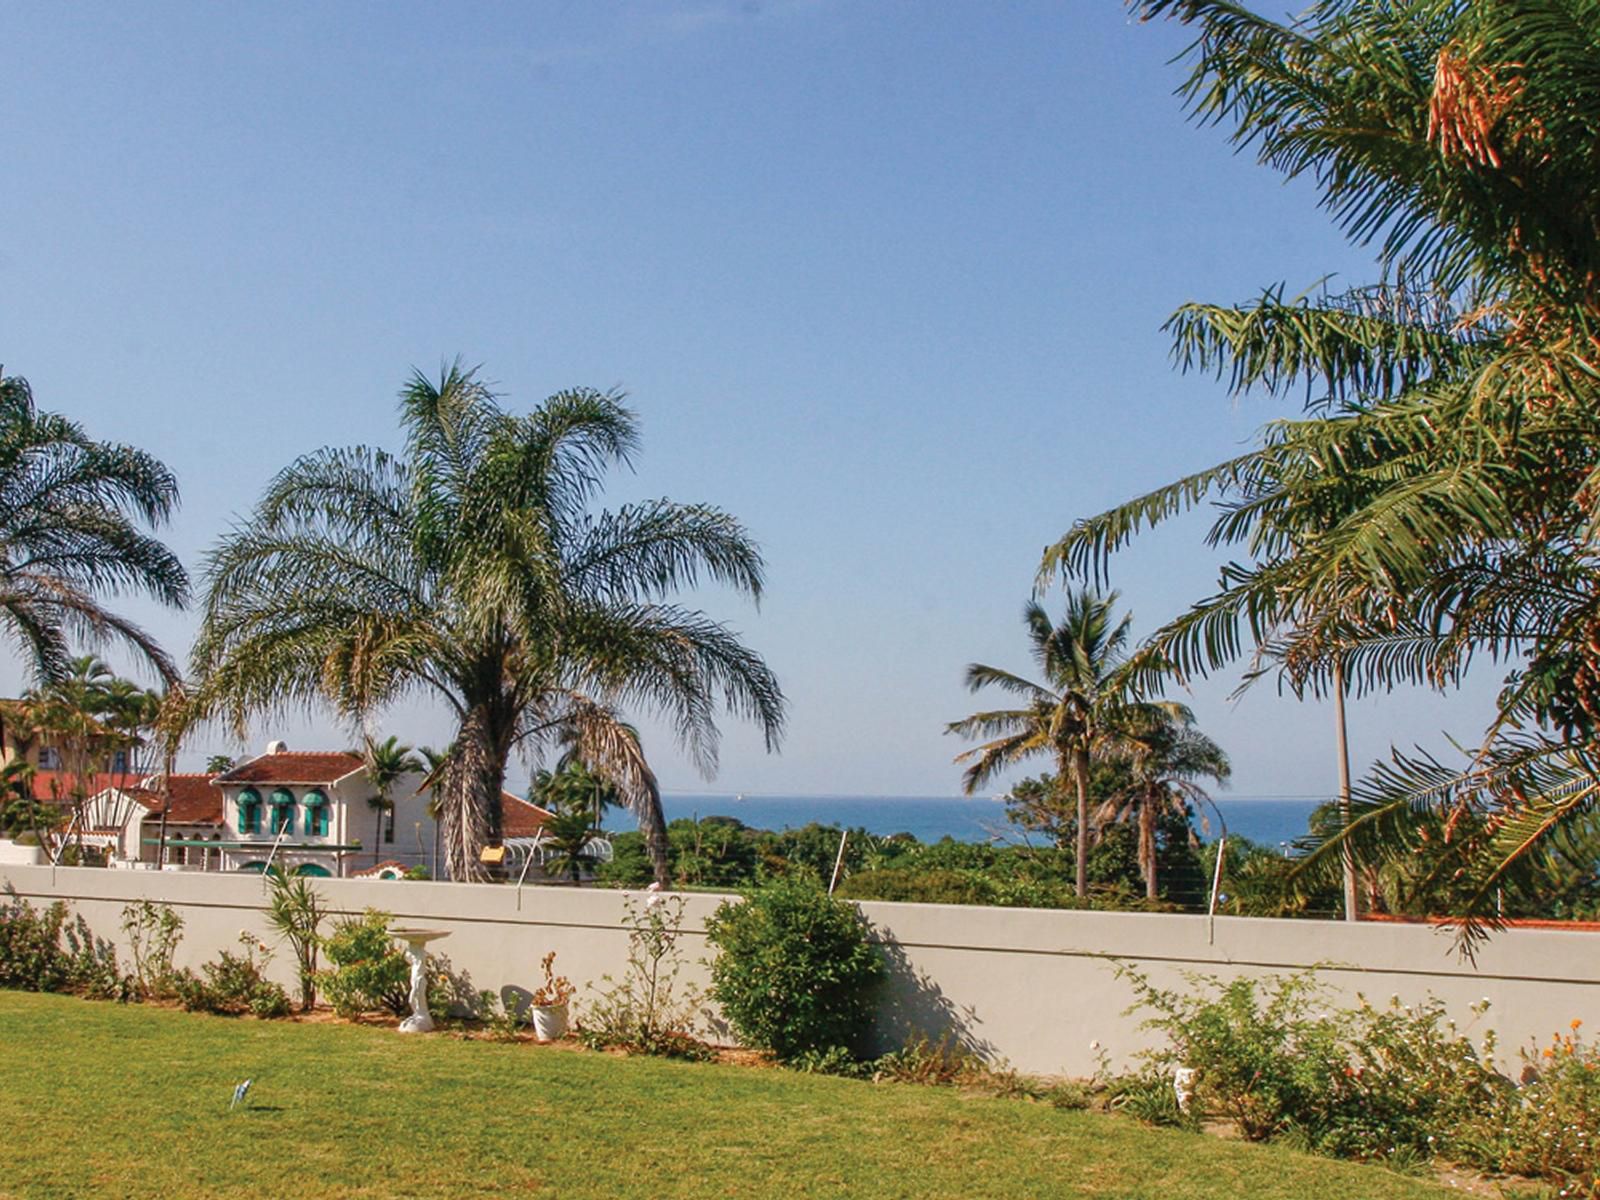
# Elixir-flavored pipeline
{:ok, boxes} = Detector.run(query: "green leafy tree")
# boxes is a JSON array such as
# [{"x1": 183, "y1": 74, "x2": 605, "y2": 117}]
[
  {"x1": 193, "y1": 363, "x2": 785, "y2": 884},
  {"x1": 948, "y1": 592, "x2": 1184, "y2": 897}
]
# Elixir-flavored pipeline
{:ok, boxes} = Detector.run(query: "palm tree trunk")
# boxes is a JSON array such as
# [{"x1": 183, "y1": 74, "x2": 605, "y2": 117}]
[
  {"x1": 1334, "y1": 659, "x2": 1358, "y2": 923},
  {"x1": 1073, "y1": 747, "x2": 1090, "y2": 898},
  {"x1": 374, "y1": 806, "x2": 384, "y2": 868},
  {"x1": 439, "y1": 702, "x2": 511, "y2": 883},
  {"x1": 1140, "y1": 791, "x2": 1157, "y2": 901}
]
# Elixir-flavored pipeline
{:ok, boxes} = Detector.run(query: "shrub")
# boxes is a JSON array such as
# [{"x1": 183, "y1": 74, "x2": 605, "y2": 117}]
[
  {"x1": 319, "y1": 910, "x2": 410, "y2": 1017},
  {"x1": 1462, "y1": 1024, "x2": 1600, "y2": 1196},
  {"x1": 0, "y1": 891, "x2": 130, "y2": 999},
  {"x1": 1115, "y1": 966, "x2": 1508, "y2": 1164},
  {"x1": 121, "y1": 900, "x2": 183, "y2": 1000},
  {"x1": 175, "y1": 934, "x2": 291, "y2": 1018},
  {"x1": 0, "y1": 892, "x2": 71, "y2": 992},
  {"x1": 704, "y1": 877, "x2": 886, "y2": 1062},
  {"x1": 579, "y1": 889, "x2": 711, "y2": 1059}
]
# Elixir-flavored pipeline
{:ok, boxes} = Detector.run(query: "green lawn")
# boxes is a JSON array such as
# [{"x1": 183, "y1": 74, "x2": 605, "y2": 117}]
[{"x1": 0, "y1": 992, "x2": 1456, "y2": 1200}]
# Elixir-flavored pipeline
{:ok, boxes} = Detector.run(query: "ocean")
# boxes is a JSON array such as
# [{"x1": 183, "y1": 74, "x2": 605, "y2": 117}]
[{"x1": 624, "y1": 793, "x2": 1328, "y2": 850}]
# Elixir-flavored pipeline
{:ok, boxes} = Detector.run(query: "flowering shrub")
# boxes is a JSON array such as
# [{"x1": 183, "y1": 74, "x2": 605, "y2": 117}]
[
  {"x1": 705, "y1": 877, "x2": 886, "y2": 1063},
  {"x1": 580, "y1": 887, "x2": 712, "y2": 1059},
  {"x1": 1115, "y1": 966, "x2": 1508, "y2": 1163},
  {"x1": 0, "y1": 891, "x2": 130, "y2": 999},
  {"x1": 1463, "y1": 1023, "x2": 1600, "y2": 1197},
  {"x1": 175, "y1": 933, "x2": 291, "y2": 1018},
  {"x1": 121, "y1": 900, "x2": 183, "y2": 1001}
]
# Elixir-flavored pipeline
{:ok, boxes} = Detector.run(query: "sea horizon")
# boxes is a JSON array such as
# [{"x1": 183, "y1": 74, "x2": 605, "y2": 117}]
[{"x1": 605, "y1": 792, "x2": 1331, "y2": 850}]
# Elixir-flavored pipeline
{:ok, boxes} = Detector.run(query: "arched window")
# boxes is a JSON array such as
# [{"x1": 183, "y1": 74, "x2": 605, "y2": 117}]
[
  {"x1": 303, "y1": 790, "x2": 329, "y2": 837},
  {"x1": 292, "y1": 863, "x2": 332, "y2": 877},
  {"x1": 269, "y1": 788, "x2": 296, "y2": 836},
  {"x1": 237, "y1": 788, "x2": 262, "y2": 835}
]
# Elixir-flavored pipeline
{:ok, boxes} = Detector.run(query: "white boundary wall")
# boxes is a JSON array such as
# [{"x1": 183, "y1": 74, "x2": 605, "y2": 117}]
[{"x1": 3, "y1": 864, "x2": 1596, "y2": 1075}]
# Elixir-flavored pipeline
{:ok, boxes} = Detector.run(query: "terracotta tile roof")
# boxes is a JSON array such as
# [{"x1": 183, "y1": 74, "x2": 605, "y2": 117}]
[
  {"x1": 503, "y1": 793, "x2": 555, "y2": 838},
  {"x1": 218, "y1": 751, "x2": 364, "y2": 786},
  {"x1": 27, "y1": 771, "x2": 147, "y2": 804},
  {"x1": 133, "y1": 774, "x2": 223, "y2": 825},
  {"x1": 353, "y1": 859, "x2": 410, "y2": 878}
]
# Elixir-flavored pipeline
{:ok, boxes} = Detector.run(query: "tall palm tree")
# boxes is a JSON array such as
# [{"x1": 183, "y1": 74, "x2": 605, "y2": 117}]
[
  {"x1": 193, "y1": 363, "x2": 784, "y2": 884},
  {"x1": 1040, "y1": 1, "x2": 1600, "y2": 946},
  {"x1": 0, "y1": 372, "x2": 187, "y2": 684},
  {"x1": 948, "y1": 591, "x2": 1181, "y2": 897},
  {"x1": 1097, "y1": 709, "x2": 1230, "y2": 901},
  {"x1": 362, "y1": 735, "x2": 422, "y2": 867}
]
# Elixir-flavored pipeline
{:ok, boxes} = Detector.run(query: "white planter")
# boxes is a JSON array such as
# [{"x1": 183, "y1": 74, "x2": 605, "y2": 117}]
[{"x1": 531, "y1": 1003, "x2": 569, "y2": 1042}]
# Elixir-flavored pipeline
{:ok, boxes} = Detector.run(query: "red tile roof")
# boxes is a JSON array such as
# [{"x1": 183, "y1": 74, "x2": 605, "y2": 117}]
[
  {"x1": 503, "y1": 793, "x2": 554, "y2": 838},
  {"x1": 27, "y1": 771, "x2": 148, "y2": 803},
  {"x1": 218, "y1": 751, "x2": 364, "y2": 785},
  {"x1": 133, "y1": 774, "x2": 223, "y2": 825}
]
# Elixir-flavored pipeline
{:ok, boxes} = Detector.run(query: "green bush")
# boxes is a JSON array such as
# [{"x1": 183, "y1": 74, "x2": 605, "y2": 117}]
[
  {"x1": 175, "y1": 935, "x2": 290, "y2": 1018},
  {"x1": 0, "y1": 892, "x2": 72, "y2": 992},
  {"x1": 704, "y1": 878, "x2": 886, "y2": 1062},
  {"x1": 319, "y1": 910, "x2": 410, "y2": 1017},
  {"x1": 1116, "y1": 966, "x2": 1508, "y2": 1164},
  {"x1": 0, "y1": 891, "x2": 130, "y2": 999},
  {"x1": 121, "y1": 900, "x2": 183, "y2": 1000}
]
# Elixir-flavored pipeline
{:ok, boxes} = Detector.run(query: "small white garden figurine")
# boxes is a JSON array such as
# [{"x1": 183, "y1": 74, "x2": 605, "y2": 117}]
[{"x1": 1172, "y1": 1066, "x2": 1197, "y2": 1112}]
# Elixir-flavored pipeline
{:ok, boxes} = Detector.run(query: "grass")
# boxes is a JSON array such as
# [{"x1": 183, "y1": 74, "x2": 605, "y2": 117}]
[{"x1": 0, "y1": 992, "x2": 1460, "y2": 1200}]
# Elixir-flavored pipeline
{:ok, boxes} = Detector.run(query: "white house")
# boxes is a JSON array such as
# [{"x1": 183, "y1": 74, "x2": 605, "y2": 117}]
[{"x1": 117, "y1": 740, "x2": 553, "y2": 878}]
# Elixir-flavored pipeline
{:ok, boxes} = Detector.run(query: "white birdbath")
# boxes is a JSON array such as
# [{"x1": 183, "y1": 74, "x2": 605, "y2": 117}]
[{"x1": 389, "y1": 927, "x2": 449, "y2": 1033}]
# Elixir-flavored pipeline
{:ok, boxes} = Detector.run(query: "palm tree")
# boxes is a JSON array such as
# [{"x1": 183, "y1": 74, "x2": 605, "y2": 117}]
[
  {"x1": 948, "y1": 591, "x2": 1181, "y2": 897},
  {"x1": 362, "y1": 735, "x2": 422, "y2": 867},
  {"x1": 0, "y1": 372, "x2": 188, "y2": 684},
  {"x1": 193, "y1": 363, "x2": 785, "y2": 884},
  {"x1": 1039, "y1": 2, "x2": 1600, "y2": 945},
  {"x1": 538, "y1": 805, "x2": 604, "y2": 884},
  {"x1": 1097, "y1": 709, "x2": 1230, "y2": 901}
]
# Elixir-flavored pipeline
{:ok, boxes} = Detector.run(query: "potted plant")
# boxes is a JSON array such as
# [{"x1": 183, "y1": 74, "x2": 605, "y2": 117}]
[{"x1": 529, "y1": 951, "x2": 576, "y2": 1041}]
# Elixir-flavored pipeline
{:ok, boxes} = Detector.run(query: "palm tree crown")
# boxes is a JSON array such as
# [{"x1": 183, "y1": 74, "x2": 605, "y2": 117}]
[
  {"x1": 948, "y1": 591, "x2": 1182, "y2": 897},
  {"x1": 0, "y1": 373, "x2": 187, "y2": 683},
  {"x1": 193, "y1": 363, "x2": 785, "y2": 883}
]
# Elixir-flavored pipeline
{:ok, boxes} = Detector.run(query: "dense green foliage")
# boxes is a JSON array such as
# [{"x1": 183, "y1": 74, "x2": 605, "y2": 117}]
[
  {"x1": 173, "y1": 936, "x2": 291, "y2": 1019},
  {"x1": 319, "y1": 909, "x2": 411, "y2": 1017},
  {"x1": 1113, "y1": 965, "x2": 1600, "y2": 1194},
  {"x1": 0, "y1": 890, "x2": 128, "y2": 999},
  {"x1": 599, "y1": 811, "x2": 1211, "y2": 911},
  {"x1": 704, "y1": 878, "x2": 886, "y2": 1062}
]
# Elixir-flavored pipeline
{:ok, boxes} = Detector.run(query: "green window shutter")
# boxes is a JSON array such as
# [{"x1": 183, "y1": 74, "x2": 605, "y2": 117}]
[
  {"x1": 237, "y1": 789, "x2": 261, "y2": 834},
  {"x1": 303, "y1": 790, "x2": 328, "y2": 837},
  {"x1": 270, "y1": 788, "x2": 295, "y2": 836}
]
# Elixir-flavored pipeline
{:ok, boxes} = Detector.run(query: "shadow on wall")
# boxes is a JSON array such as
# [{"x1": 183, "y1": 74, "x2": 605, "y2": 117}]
[{"x1": 870, "y1": 935, "x2": 999, "y2": 1062}]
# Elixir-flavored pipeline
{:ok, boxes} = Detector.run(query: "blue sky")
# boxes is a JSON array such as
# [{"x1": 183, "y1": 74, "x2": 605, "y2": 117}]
[{"x1": 0, "y1": 1, "x2": 1502, "y2": 799}]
